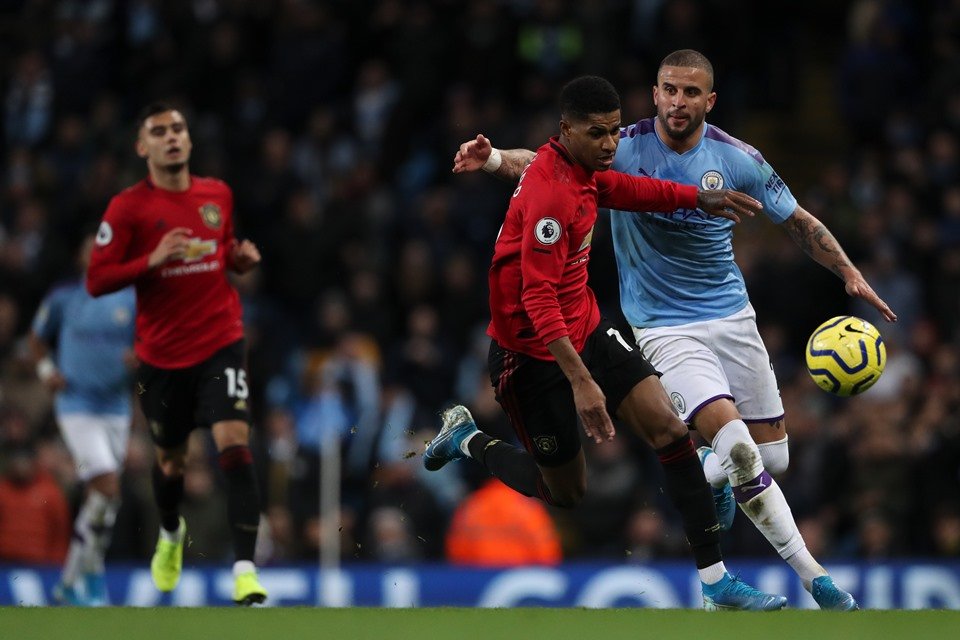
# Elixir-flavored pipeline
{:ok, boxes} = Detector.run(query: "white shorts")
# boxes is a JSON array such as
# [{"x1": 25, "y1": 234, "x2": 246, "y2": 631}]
[
  {"x1": 631, "y1": 303, "x2": 784, "y2": 424},
  {"x1": 57, "y1": 413, "x2": 130, "y2": 481}
]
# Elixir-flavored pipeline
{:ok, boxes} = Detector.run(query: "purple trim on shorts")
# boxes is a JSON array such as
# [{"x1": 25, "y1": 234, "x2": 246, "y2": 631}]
[
  {"x1": 685, "y1": 394, "x2": 734, "y2": 424},
  {"x1": 742, "y1": 414, "x2": 785, "y2": 425},
  {"x1": 733, "y1": 470, "x2": 773, "y2": 503}
]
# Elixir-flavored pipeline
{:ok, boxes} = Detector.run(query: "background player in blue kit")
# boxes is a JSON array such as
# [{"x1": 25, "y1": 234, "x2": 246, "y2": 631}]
[
  {"x1": 29, "y1": 231, "x2": 136, "y2": 606},
  {"x1": 453, "y1": 49, "x2": 897, "y2": 610}
]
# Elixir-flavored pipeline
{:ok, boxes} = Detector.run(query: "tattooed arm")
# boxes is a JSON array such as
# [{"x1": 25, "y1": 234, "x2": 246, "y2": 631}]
[
  {"x1": 783, "y1": 206, "x2": 898, "y2": 322},
  {"x1": 452, "y1": 134, "x2": 534, "y2": 181}
]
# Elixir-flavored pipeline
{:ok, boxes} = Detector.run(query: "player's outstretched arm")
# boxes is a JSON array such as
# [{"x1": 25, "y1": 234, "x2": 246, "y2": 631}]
[
  {"x1": 452, "y1": 135, "x2": 534, "y2": 180},
  {"x1": 783, "y1": 206, "x2": 898, "y2": 322},
  {"x1": 696, "y1": 189, "x2": 762, "y2": 223}
]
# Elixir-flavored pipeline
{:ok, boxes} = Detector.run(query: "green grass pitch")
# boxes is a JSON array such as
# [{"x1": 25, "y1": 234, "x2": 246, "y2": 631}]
[{"x1": 3, "y1": 607, "x2": 958, "y2": 640}]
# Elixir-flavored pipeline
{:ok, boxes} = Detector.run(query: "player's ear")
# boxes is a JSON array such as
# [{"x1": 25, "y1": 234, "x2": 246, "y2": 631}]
[
  {"x1": 559, "y1": 118, "x2": 571, "y2": 138},
  {"x1": 705, "y1": 92, "x2": 717, "y2": 113},
  {"x1": 135, "y1": 137, "x2": 148, "y2": 159}
]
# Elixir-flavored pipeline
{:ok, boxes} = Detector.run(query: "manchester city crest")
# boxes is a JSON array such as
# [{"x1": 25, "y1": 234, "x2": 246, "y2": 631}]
[
  {"x1": 700, "y1": 170, "x2": 724, "y2": 190},
  {"x1": 670, "y1": 392, "x2": 686, "y2": 415},
  {"x1": 199, "y1": 203, "x2": 222, "y2": 229}
]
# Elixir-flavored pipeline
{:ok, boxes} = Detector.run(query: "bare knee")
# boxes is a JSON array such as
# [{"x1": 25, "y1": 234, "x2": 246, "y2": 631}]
[
  {"x1": 212, "y1": 420, "x2": 251, "y2": 450},
  {"x1": 618, "y1": 379, "x2": 690, "y2": 449},
  {"x1": 643, "y1": 411, "x2": 689, "y2": 450}
]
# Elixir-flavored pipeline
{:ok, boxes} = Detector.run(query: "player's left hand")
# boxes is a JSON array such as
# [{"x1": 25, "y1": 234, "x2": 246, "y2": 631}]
[
  {"x1": 231, "y1": 239, "x2": 261, "y2": 273},
  {"x1": 845, "y1": 276, "x2": 898, "y2": 323},
  {"x1": 696, "y1": 189, "x2": 762, "y2": 223}
]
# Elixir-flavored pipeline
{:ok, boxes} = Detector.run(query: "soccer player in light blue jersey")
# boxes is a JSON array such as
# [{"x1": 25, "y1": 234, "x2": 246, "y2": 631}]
[
  {"x1": 453, "y1": 49, "x2": 898, "y2": 610},
  {"x1": 29, "y1": 231, "x2": 136, "y2": 606}
]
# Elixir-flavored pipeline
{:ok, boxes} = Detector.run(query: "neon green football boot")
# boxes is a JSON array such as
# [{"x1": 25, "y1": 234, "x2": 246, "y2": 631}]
[
  {"x1": 233, "y1": 570, "x2": 268, "y2": 606},
  {"x1": 150, "y1": 517, "x2": 185, "y2": 592}
]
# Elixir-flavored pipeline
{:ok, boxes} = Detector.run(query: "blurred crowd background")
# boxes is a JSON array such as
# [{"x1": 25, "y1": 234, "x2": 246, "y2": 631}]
[{"x1": 2, "y1": 0, "x2": 960, "y2": 570}]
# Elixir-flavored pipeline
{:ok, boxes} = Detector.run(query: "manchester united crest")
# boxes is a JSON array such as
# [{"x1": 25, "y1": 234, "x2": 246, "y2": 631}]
[
  {"x1": 534, "y1": 435, "x2": 558, "y2": 455},
  {"x1": 199, "y1": 203, "x2": 222, "y2": 229}
]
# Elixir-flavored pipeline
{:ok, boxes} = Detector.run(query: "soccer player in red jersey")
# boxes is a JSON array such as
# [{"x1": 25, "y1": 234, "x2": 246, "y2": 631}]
[
  {"x1": 425, "y1": 76, "x2": 786, "y2": 609},
  {"x1": 86, "y1": 103, "x2": 267, "y2": 605}
]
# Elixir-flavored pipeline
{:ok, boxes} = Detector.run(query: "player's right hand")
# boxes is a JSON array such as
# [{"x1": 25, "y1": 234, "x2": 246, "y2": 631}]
[
  {"x1": 696, "y1": 189, "x2": 763, "y2": 223},
  {"x1": 452, "y1": 134, "x2": 492, "y2": 173},
  {"x1": 148, "y1": 227, "x2": 193, "y2": 268},
  {"x1": 573, "y1": 377, "x2": 616, "y2": 444}
]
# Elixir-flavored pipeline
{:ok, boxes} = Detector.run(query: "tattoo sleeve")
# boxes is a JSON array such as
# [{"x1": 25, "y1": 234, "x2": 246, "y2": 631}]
[
  {"x1": 493, "y1": 149, "x2": 536, "y2": 181},
  {"x1": 783, "y1": 209, "x2": 854, "y2": 280}
]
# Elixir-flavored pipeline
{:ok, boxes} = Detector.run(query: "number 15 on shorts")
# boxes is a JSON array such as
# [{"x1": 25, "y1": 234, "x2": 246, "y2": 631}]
[{"x1": 224, "y1": 367, "x2": 249, "y2": 399}]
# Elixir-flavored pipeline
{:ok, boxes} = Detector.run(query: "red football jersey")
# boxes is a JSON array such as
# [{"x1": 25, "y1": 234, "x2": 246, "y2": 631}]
[
  {"x1": 487, "y1": 138, "x2": 698, "y2": 360},
  {"x1": 87, "y1": 176, "x2": 245, "y2": 369}
]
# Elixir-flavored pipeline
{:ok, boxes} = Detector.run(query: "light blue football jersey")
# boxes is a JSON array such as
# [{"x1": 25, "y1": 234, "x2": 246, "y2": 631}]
[
  {"x1": 31, "y1": 281, "x2": 136, "y2": 416},
  {"x1": 611, "y1": 118, "x2": 798, "y2": 327}
]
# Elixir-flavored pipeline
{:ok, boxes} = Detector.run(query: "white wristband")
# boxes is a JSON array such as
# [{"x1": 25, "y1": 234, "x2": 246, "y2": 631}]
[
  {"x1": 36, "y1": 357, "x2": 56, "y2": 383},
  {"x1": 482, "y1": 147, "x2": 503, "y2": 173}
]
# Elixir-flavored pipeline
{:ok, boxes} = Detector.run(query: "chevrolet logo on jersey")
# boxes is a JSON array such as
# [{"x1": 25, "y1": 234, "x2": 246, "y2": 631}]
[{"x1": 183, "y1": 238, "x2": 217, "y2": 263}]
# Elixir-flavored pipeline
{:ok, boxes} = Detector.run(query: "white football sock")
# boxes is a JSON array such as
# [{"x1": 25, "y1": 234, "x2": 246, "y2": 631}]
[
  {"x1": 159, "y1": 517, "x2": 186, "y2": 543},
  {"x1": 757, "y1": 436, "x2": 790, "y2": 476},
  {"x1": 697, "y1": 561, "x2": 727, "y2": 585},
  {"x1": 786, "y1": 547, "x2": 828, "y2": 589},
  {"x1": 459, "y1": 430, "x2": 480, "y2": 456},
  {"x1": 62, "y1": 491, "x2": 116, "y2": 585},
  {"x1": 84, "y1": 492, "x2": 120, "y2": 574},
  {"x1": 712, "y1": 420, "x2": 805, "y2": 559}
]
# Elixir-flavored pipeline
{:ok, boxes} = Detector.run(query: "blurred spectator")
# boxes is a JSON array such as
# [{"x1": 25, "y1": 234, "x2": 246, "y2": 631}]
[
  {"x1": 0, "y1": 440, "x2": 70, "y2": 564},
  {"x1": 565, "y1": 437, "x2": 643, "y2": 557},
  {"x1": 516, "y1": 0, "x2": 583, "y2": 80},
  {"x1": 4, "y1": 50, "x2": 54, "y2": 148},
  {"x1": 446, "y1": 478, "x2": 562, "y2": 567},
  {"x1": 625, "y1": 504, "x2": 688, "y2": 563}
]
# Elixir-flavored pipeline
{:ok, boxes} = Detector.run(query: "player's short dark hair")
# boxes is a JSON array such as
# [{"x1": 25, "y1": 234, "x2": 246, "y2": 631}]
[
  {"x1": 559, "y1": 75, "x2": 620, "y2": 122},
  {"x1": 659, "y1": 49, "x2": 715, "y2": 88},
  {"x1": 135, "y1": 101, "x2": 183, "y2": 132}
]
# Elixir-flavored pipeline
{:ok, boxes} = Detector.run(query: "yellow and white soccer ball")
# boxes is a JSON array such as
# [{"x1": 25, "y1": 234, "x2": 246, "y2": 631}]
[{"x1": 805, "y1": 315, "x2": 886, "y2": 396}]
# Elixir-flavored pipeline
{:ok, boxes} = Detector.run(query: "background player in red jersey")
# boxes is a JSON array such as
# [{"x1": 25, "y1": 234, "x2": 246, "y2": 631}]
[
  {"x1": 424, "y1": 76, "x2": 786, "y2": 610},
  {"x1": 86, "y1": 103, "x2": 267, "y2": 605}
]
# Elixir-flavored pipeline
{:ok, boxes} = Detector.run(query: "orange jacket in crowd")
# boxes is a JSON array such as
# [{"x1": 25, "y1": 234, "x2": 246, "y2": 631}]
[
  {"x1": 0, "y1": 468, "x2": 70, "y2": 564},
  {"x1": 446, "y1": 478, "x2": 562, "y2": 566}
]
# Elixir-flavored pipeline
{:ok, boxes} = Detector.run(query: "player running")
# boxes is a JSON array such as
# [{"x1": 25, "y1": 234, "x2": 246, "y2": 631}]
[
  {"x1": 452, "y1": 50, "x2": 896, "y2": 610},
  {"x1": 426, "y1": 75, "x2": 786, "y2": 610},
  {"x1": 87, "y1": 103, "x2": 267, "y2": 606},
  {"x1": 30, "y1": 231, "x2": 136, "y2": 606}
]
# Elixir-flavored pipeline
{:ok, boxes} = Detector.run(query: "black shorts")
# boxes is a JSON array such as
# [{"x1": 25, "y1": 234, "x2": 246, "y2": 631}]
[
  {"x1": 488, "y1": 318, "x2": 659, "y2": 467},
  {"x1": 136, "y1": 339, "x2": 253, "y2": 448}
]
